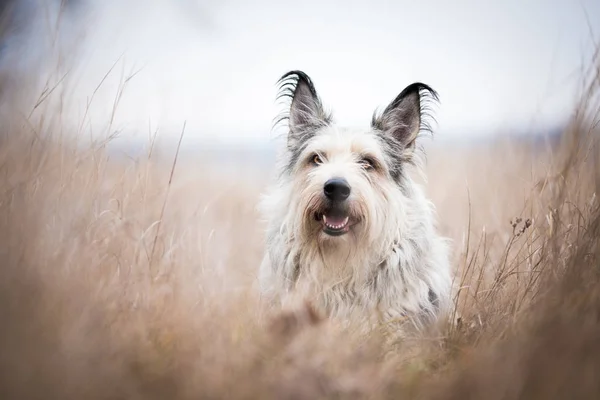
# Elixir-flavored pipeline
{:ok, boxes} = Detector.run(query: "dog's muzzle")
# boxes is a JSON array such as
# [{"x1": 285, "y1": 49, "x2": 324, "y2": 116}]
[{"x1": 313, "y1": 177, "x2": 356, "y2": 236}]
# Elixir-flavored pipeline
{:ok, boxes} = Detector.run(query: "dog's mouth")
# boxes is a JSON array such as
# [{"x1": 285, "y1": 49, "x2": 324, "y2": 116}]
[{"x1": 314, "y1": 210, "x2": 355, "y2": 236}]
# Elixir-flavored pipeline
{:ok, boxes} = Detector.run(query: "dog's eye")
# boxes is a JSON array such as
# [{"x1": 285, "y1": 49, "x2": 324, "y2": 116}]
[
  {"x1": 360, "y1": 157, "x2": 375, "y2": 170},
  {"x1": 311, "y1": 154, "x2": 323, "y2": 165}
]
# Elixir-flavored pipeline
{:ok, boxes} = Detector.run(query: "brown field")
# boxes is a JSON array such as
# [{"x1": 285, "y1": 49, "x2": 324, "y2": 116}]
[{"x1": 1, "y1": 39, "x2": 600, "y2": 399}]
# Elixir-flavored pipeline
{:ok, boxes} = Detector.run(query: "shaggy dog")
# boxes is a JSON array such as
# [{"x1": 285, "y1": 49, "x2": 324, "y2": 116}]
[{"x1": 258, "y1": 70, "x2": 452, "y2": 331}]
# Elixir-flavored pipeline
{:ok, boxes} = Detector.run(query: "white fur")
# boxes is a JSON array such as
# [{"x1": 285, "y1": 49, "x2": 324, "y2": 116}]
[{"x1": 257, "y1": 77, "x2": 452, "y2": 333}]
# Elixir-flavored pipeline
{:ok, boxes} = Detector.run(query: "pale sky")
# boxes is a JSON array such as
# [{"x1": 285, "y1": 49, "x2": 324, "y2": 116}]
[{"x1": 4, "y1": 0, "x2": 600, "y2": 146}]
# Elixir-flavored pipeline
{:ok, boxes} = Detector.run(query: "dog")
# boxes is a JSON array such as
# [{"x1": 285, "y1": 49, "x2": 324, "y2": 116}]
[{"x1": 257, "y1": 70, "x2": 452, "y2": 332}]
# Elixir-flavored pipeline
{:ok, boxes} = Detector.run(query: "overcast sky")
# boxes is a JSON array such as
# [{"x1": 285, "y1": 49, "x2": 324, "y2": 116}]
[{"x1": 4, "y1": 0, "x2": 600, "y2": 146}]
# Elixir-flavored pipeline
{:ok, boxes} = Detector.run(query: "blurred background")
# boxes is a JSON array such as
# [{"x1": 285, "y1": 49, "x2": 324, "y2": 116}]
[
  {"x1": 1, "y1": 0, "x2": 599, "y2": 156},
  {"x1": 1, "y1": 2, "x2": 600, "y2": 399}
]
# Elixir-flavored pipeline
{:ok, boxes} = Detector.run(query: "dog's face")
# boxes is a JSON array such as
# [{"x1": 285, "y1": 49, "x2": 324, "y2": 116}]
[{"x1": 276, "y1": 71, "x2": 438, "y2": 245}]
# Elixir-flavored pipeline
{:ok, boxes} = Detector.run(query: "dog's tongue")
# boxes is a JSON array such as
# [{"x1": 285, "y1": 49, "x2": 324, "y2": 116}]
[{"x1": 324, "y1": 214, "x2": 347, "y2": 226}]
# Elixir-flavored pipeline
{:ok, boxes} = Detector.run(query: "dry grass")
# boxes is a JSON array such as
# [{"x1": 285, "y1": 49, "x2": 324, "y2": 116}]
[{"x1": 1, "y1": 24, "x2": 600, "y2": 399}]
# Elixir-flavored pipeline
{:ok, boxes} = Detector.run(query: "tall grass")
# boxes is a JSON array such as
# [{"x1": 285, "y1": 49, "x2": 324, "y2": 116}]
[{"x1": 1, "y1": 17, "x2": 600, "y2": 400}]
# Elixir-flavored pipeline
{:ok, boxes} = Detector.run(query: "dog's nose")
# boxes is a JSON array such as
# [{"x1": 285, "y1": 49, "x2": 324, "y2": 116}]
[{"x1": 324, "y1": 178, "x2": 351, "y2": 202}]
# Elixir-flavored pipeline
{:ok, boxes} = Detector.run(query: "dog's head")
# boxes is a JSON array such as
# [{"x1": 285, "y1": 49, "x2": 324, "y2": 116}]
[{"x1": 275, "y1": 70, "x2": 438, "y2": 245}]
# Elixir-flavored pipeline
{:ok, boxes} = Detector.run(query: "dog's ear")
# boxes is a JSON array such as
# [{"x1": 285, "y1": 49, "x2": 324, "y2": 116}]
[
  {"x1": 372, "y1": 83, "x2": 438, "y2": 150},
  {"x1": 276, "y1": 71, "x2": 331, "y2": 147}
]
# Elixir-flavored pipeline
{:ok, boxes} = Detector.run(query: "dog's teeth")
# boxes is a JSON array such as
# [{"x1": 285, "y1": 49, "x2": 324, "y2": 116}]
[{"x1": 323, "y1": 216, "x2": 350, "y2": 230}]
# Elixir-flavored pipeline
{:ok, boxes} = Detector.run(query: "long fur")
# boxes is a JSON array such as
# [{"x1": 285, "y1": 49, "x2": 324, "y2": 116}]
[{"x1": 258, "y1": 71, "x2": 452, "y2": 334}]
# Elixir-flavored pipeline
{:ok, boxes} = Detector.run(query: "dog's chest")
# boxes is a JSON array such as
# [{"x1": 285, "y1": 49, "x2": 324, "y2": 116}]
[
  {"x1": 293, "y1": 250, "x2": 384, "y2": 313},
  {"x1": 289, "y1": 243, "x2": 430, "y2": 319}
]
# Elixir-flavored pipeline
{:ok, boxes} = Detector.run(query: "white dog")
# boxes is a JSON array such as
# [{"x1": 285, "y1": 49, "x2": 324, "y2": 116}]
[{"x1": 258, "y1": 70, "x2": 452, "y2": 332}]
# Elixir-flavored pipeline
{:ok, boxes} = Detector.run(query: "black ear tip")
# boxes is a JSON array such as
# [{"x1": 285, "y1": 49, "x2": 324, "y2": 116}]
[
  {"x1": 276, "y1": 70, "x2": 320, "y2": 102},
  {"x1": 277, "y1": 70, "x2": 313, "y2": 86},
  {"x1": 400, "y1": 82, "x2": 439, "y2": 102},
  {"x1": 371, "y1": 80, "x2": 440, "y2": 141}
]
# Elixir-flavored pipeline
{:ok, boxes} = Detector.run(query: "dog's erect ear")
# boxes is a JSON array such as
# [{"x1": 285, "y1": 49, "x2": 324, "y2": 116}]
[
  {"x1": 371, "y1": 83, "x2": 439, "y2": 150},
  {"x1": 276, "y1": 71, "x2": 331, "y2": 147}
]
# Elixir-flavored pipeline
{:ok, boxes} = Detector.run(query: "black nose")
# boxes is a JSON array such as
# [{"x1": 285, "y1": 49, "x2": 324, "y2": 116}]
[{"x1": 324, "y1": 178, "x2": 351, "y2": 202}]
